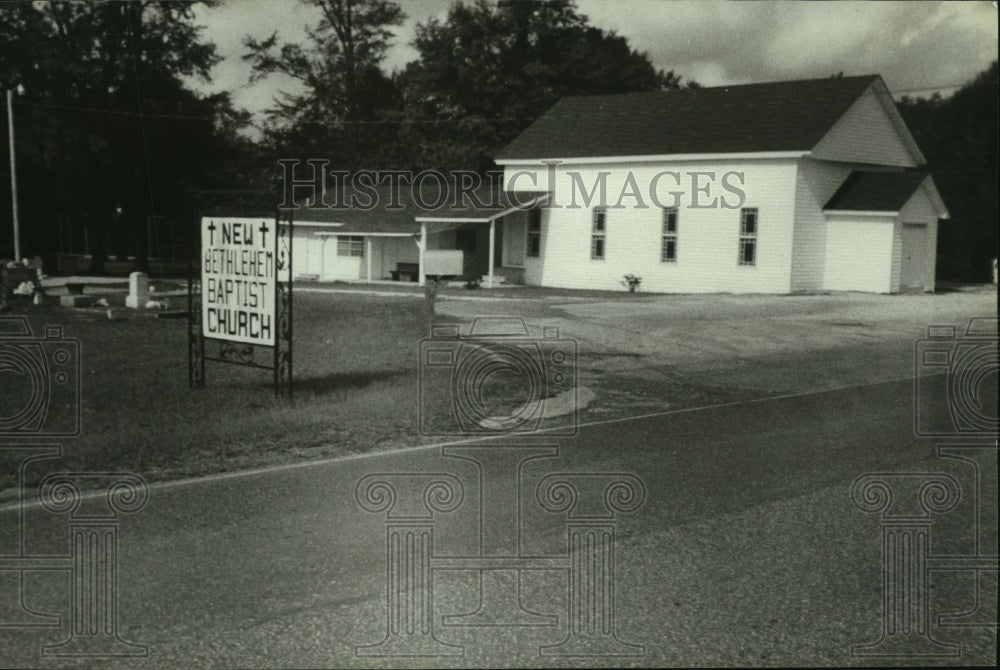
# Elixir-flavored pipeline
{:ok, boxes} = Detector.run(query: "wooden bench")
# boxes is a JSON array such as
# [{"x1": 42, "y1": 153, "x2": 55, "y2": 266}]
[{"x1": 390, "y1": 262, "x2": 420, "y2": 282}]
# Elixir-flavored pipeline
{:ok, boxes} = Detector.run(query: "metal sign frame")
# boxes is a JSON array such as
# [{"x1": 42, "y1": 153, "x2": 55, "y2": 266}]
[{"x1": 187, "y1": 190, "x2": 293, "y2": 398}]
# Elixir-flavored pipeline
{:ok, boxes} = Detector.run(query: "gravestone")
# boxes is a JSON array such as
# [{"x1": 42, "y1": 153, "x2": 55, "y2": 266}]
[{"x1": 125, "y1": 272, "x2": 149, "y2": 309}]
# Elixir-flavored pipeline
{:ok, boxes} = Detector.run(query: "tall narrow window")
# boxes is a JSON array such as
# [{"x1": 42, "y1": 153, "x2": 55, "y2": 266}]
[
  {"x1": 591, "y1": 208, "x2": 606, "y2": 260},
  {"x1": 527, "y1": 209, "x2": 541, "y2": 258},
  {"x1": 338, "y1": 235, "x2": 364, "y2": 257},
  {"x1": 739, "y1": 208, "x2": 757, "y2": 266},
  {"x1": 661, "y1": 207, "x2": 678, "y2": 262}
]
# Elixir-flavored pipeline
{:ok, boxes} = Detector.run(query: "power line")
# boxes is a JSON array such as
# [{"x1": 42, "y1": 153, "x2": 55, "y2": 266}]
[
  {"x1": 4, "y1": 78, "x2": 995, "y2": 125},
  {"x1": 14, "y1": 99, "x2": 217, "y2": 122}
]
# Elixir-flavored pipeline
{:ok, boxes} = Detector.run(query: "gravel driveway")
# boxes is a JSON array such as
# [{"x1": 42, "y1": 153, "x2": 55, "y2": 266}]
[{"x1": 434, "y1": 286, "x2": 998, "y2": 396}]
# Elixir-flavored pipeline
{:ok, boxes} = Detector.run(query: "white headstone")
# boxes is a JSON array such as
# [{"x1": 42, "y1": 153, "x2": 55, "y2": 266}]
[{"x1": 125, "y1": 272, "x2": 149, "y2": 309}]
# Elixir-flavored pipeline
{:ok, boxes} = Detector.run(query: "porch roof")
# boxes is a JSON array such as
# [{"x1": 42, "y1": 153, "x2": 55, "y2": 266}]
[
  {"x1": 413, "y1": 191, "x2": 548, "y2": 223},
  {"x1": 207, "y1": 182, "x2": 549, "y2": 235},
  {"x1": 283, "y1": 183, "x2": 549, "y2": 229}
]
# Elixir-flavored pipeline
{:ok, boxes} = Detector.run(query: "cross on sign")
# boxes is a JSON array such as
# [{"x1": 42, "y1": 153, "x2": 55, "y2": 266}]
[
  {"x1": 258, "y1": 220, "x2": 270, "y2": 246},
  {"x1": 207, "y1": 221, "x2": 217, "y2": 244}
]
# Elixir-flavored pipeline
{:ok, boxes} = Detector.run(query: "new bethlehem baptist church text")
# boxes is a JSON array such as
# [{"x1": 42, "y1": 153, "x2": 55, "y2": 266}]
[{"x1": 202, "y1": 219, "x2": 276, "y2": 343}]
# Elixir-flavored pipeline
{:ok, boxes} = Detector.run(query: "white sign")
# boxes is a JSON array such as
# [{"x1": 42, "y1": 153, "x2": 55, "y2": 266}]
[{"x1": 201, "y1": 217, "x2": 276, "y2": 346}]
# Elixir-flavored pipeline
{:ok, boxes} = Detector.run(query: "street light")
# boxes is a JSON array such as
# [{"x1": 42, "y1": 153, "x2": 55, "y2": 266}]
[{"x1": 6, "y1": 84, "x2": 23, "y2": 262}]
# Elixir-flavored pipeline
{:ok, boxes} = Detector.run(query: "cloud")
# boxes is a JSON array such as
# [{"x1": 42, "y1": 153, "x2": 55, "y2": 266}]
[
  {"x1": 189, "y1": 0, "x2": 998, "y2": 122},
  {"x1": 576, "y1": 0, "x2": 998, "y2": 94}
]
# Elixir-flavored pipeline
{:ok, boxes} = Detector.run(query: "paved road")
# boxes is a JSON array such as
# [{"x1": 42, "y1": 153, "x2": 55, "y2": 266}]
[{"x1": 1, "y1": 376, "x2": 996, "y2": 667}]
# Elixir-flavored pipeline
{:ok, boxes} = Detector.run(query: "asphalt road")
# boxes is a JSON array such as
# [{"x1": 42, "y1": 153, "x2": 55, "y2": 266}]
[{"x1": 1, "y1": 375, "x2": 996, "y2": 668}]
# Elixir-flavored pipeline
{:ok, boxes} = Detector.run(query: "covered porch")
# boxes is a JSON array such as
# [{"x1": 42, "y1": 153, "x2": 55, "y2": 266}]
[{"x1": 416, "y1": 192, "x2": 547, "y2": 288}]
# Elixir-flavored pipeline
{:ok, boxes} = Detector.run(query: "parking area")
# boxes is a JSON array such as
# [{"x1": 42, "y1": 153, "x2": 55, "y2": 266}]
[{"x1": 434, "y1": 286, "x2": 998, "y2": 396}]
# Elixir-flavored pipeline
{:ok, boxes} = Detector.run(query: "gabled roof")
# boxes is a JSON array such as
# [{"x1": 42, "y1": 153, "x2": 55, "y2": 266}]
[
  {"x1": 823, "y1": 171, "x2": 934, "y2": 212},
  {"x1": 496, "y1": 75, "x2": 881, "y2": 161}
]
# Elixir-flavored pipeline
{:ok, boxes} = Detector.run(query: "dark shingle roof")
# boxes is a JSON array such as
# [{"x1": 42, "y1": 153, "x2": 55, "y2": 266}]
[
  {"x1": 823, "y1": 171, "x2": 929, "y2": 212},
  {"x1": 496, "y1": 75, "x2": 880, "y2": 160},
  {"x1": 203, "y1": 179, "x2": 549, "y2": 233}
]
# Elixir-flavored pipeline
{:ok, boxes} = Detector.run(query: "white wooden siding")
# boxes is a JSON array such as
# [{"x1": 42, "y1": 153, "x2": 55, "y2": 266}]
[
  {"x1": 291, "y1": 227, "x2": 322, "y2": 278},
  {"x1": 290, "y1": 226, "x2": 418, "y2": 281},
  {"x1": 823, "y1": 216, "x2": 895, "y2": 292},
  {"x1": 507, "y1": 160, "x2": 799, "y2": 293},
  {"x1": 789, "y1": 159, "x2": 907, "y2": 292},
  {"x1": 889, "y1": 220, "x2": 903, "y2": 292},
  {"x1": 898, "y1": 185, "x2": 941, "y2": 291},
  {"x1": 811, "y1": 83, "x2": 920, "y2": 167},
  {"x1": 790, "y1": 159, "x2": 855, "y2": 291}
]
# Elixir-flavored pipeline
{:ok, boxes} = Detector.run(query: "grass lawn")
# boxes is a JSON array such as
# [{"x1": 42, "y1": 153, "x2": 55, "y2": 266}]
[{"x1": 2, "y1": 293, "x2": 437, "y2": 489}]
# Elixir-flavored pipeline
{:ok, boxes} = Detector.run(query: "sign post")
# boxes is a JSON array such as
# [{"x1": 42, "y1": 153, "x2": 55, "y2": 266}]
[{"x1": 188, "y1": 192, "x2": 293, "y2": 398}]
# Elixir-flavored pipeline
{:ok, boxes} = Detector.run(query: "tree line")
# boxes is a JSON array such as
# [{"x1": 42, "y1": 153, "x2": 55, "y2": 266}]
[
  {"x1": 0, "y1": 0, "x2": 995, "y2": 281},
  {"x1": 896, "y1": 61, "x2": 998, "y2": 282}
]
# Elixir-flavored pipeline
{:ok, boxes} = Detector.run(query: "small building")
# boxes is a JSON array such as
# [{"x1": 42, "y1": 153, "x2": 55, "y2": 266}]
[
  {"x1": 285, "y1": 202, "x2": 419, "y2": 283},
  {"x1": 284, "y1": 185, "x2": 547, "y2": 287}
]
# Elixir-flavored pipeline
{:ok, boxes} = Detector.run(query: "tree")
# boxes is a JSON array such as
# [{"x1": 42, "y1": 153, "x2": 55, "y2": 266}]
[
  {"x1": 394, "y1": 0, "x2": 692, "y2": 171},
  {"x1": 1, "y1": 0, "x2": 250, "y2": 273},
  {"x1": 898, "y1": 61, "x2": 998, "y2": 282},
  {"x1": 243, "y1": 0, "x2": 405, "y2": 168}
]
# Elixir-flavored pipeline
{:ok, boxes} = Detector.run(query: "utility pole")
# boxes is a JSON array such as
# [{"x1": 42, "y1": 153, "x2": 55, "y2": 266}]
[{"x1": 7, "y1": 88, "x2": 21, "y2": 262}]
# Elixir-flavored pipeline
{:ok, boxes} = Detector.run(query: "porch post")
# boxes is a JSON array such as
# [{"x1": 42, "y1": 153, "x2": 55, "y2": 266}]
[
  {"x1": 365, "y1": 236, "x2": 372, "y2": 283},
  {"x1": 487, "y1": 219, "x2": 495, "y2": 289},
  {"x1": 418, "y1": 222, "x2": 426, "y2": 287}
]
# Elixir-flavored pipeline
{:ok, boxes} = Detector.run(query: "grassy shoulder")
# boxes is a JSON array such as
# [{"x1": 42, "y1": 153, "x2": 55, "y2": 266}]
[{"x1": 2, "y1": 294, "x2": 431, "y2": 488}]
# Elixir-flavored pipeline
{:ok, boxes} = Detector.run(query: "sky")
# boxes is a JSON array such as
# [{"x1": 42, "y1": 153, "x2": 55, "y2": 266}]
[{"x1": 189, "y1": 0, "x2": 999, "y2": 127}]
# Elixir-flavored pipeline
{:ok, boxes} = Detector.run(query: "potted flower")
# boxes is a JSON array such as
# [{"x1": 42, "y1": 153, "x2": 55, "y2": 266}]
[{"x1": 621, "y1": 274, "x2": 642, "y2": 292}]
